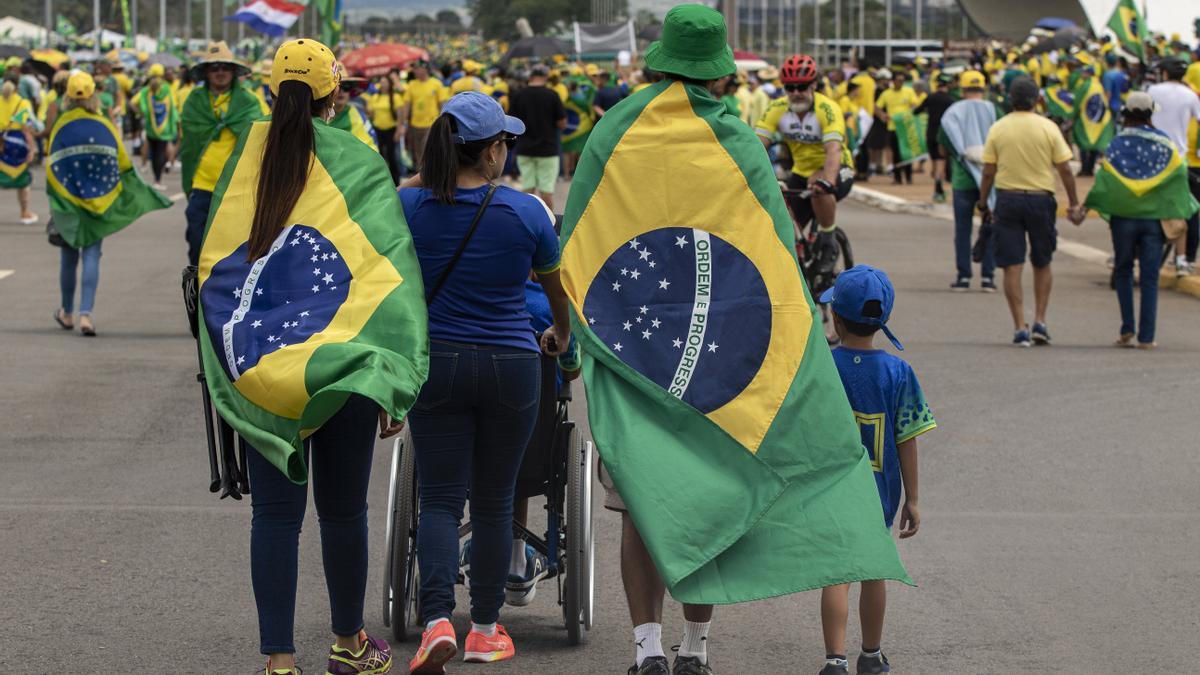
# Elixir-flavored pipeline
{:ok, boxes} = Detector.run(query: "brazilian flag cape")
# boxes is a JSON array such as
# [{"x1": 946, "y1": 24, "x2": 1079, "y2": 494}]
[
  {"x1": 180, "y1": 83, "x2": 265, "y2": 193},
  {"x1": 1072, "y1": 77, "x2": 1114, "y2": 151},
  {"x1": 46, "y1": 107, "x2": 172, "y2": 248},
  {"x1": 892, "y1": 110, "x2": 928, "y2": 166},
  {"x1": 1107, "y1": 0, "x2": 1147, "y2": 62},
  {"x1": 1044, "y1": 85, "x2": 1075, "y2": 119},
  {"x1": 134, "y1": 84, "x2": 179, "y2": 141},
  {"x1": 330, "y1": 103, "x2": 379, "y2": 151},
  {"x1": 561, "y1": 81, "x2": 910, "y2": 604},
  {"x1": 0, "y1": 94, "x2": 34, "y2": 189},
  {"x1": 197, "y1": 118, "x2": 429, "y2": 482},
  {"x1": 562, "y1": 76, "x2": 596, "y2": 154},
  {"x1": 1084, "y1": 127, "x2": 1200, "y2": 221}
]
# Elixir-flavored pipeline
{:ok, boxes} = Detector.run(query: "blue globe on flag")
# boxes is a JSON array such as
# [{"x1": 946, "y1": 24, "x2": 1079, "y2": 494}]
[
  {"x1": 1085, "y1": 93, "x2": 1107, "y2": 123},
  {"x1": 48, "y1": 117, "x2": 120, "y2": 201},
  {"x1": 201, "y1": 225, "x2": 353, "y2": 382},
  {"x1": 1109, "y1": 134, "x2": 1171, "y2": 180},
  {"x1": 582, "y1": 227, "x2": 772, "y2": 414},
  {"x1": 0, "y1": 129, "x2": 28, "y2": 172}
]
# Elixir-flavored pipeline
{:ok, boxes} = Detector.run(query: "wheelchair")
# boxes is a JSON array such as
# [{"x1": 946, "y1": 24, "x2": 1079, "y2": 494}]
[{"x1": 382, "y1": 355, "x2": 596, "y2": 645}]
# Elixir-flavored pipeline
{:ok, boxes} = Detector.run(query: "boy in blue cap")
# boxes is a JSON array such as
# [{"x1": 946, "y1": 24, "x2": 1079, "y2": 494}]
[{"x1": 816, "y1": 265, "x2": 937, "y2": 675}]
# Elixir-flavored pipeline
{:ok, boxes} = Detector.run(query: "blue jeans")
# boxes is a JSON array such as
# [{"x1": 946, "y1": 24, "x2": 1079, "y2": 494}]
[
  {"x1": 1110, "y1": 217, "x2": 1164, "y2": 344},
  {"x1": 246, "y1": 394, "x2": 379, "y2": 654},
  {"x1": 409, "y1": 340, "x2": 542, "y2": 625},
  {"x1": 952, "y1": 187, "x2": 995, "y2": 280},
  {"x1": 59, "y1": 242, "x2": 102, "y2": 315},
  {"x1": 185, "y1": 189, "x2": 212, "y2": 266}
]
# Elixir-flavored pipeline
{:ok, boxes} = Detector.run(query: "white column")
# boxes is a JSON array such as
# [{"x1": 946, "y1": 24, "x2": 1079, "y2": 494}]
[
  {"x1": 915, "y1": 0, "x2": 922, "y2": 57},
  {"x1": 93, "y1": 0, "x2": 101, "y2": 57},
  {"x1": 204, "y1": 0, "x2": 211, "y2": 42},
  {"x1": 884, "y1": 0, "x2": 892, "y2": 67}
]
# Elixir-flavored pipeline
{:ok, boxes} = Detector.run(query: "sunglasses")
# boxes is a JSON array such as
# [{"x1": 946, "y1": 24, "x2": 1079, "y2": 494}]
[
  {"x1": 339, "y1": 82, "x2": 358, "y2": 92},
  {"x1": 501, "y1": 135, "x2": 518, "y2": 150},
  {"x1": 208, "y1": 64, "x2": 233, "y2": 73},
  {"x1": 784, "y1": 83, "x2": 813, "y2": 93}
]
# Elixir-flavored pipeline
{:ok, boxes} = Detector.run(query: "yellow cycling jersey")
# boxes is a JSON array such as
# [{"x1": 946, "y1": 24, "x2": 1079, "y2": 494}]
[{"x1": 755, "y1": 92, "x2": 853, "y2": 177}]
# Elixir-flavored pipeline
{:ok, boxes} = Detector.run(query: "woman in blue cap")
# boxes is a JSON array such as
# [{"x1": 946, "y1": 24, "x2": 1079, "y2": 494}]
[{"x1": 400, "y1": 90, "x2": 572, "y2": 672}]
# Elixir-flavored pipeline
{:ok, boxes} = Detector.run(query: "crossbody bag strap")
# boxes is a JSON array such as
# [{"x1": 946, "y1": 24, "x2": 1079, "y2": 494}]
[{"x1": 425, "y1": 184, "x2": 498, "y2": 306}]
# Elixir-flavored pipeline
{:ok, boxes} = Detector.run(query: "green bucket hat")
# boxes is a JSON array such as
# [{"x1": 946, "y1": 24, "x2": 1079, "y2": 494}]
[{"x1": 644, "y1": 4, "x2": 735, "y2": 81}]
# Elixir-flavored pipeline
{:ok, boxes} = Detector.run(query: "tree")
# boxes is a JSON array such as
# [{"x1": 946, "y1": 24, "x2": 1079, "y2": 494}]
[{"x1": 435, "y1": 10, "x2": 463, "y2": 28}]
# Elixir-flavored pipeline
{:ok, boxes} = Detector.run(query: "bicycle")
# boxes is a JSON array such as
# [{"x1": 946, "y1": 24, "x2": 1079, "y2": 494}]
[{"x1": 779, "y1": 180, "x2": 854, "y2": 344}]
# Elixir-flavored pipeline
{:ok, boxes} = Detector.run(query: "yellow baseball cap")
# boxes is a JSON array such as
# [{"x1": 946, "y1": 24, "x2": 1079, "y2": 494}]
[
  {"x1": 147, "y1": 63, "x2": 165, "y2": 78},
  {"x1": 585, "y1": 63, "x2": 600, "y2": 76},
  {"x1": 4, "y1": 56, "x2": 21, "y2": 69},
  {"x1": 270, "y1": 38, "x2": 340, "y2": 99},
  {"x1": 67, "y1": 71, "x2": 96, "y2": 99},
  {"x1": 959, "y1": 70, "x2": 986, "y2": 89}
]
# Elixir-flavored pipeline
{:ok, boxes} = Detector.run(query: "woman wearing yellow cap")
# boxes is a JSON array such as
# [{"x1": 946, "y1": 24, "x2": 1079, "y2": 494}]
[{"x1": 134, "y1": 63, "x2": 178, "y2": 189}]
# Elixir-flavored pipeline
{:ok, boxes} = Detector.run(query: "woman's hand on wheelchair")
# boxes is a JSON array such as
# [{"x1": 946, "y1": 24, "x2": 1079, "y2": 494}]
[
  {"x1": 378, "y1": 410, "x2": 406, "y2": 439},
  {"x1": 541, "y1": 324, "x2": 570, "y2": 357}
]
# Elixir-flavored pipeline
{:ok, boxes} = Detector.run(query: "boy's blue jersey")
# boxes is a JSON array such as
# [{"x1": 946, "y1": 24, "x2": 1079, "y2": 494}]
[
  {"x1": 525, "y1": 280, "x2": 581, "y2": 377},
  {"x1": 831, "y1": 347, "x2": 936, "y2": 527}
]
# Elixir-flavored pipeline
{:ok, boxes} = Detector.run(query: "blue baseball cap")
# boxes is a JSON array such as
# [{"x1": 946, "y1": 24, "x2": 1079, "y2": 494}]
[
  {"x1": 441, "y1": 91, "x2": 525, "y2": 144},
  {"x1": 818, "y1": 265, "x2": 904, "y2": 351}
]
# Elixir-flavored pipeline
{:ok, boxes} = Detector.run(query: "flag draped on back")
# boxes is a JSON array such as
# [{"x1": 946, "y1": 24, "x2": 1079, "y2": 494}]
[
  {"x1": 197, "y1": 119, "x2": 429, "y2": 482},
  {"x1": 135, "y1": 85, "x2": 179, "y2": 141},
  {"x1": 179, "y1": 84, "x2": 264, "y2": 193},
  {"x1": 1044, "y1": 84, "x2": 1075, "y2": 119},
  {"x1": 330, "y1": 104, "x2": 377, "y2": 151},
  {"x1": 560, "y1": 80, "x2": 910, "y2": 604},
  {"x1": 1072, "y1": 77, "x2": 1114, "y2": 151},
  {"x1": 46, "y1": 107, "x2": 172, "y2": 248},
  {"x1": 1107, "y1": 0, "x2": 1147, "y2": 61},
  {"x1": 1084, "y1": 127, "x2": 1200, "y2": 221},
  {"x1": 891, "y1": 110, "x2": 928, "y2": 166},
  {"x1": 0, "y1": 94, "x2": 33, "y2": 189},
  {"x1": 562, "y1": 76, "x2": 596, "y2": 154}
]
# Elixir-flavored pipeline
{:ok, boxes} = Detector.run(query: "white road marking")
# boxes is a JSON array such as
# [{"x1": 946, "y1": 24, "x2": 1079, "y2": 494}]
[
  {"x1": 0, "y1": 270, "x2": 13, "y2": 280},
  {"x1": 170, "y1": 192, "x2": 185, "y2": 202}
]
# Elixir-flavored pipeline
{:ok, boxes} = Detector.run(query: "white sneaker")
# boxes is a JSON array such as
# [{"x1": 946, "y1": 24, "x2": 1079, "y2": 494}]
[{"x1": 1177, "y1": 257, "x2": 1192, "y2": 276}]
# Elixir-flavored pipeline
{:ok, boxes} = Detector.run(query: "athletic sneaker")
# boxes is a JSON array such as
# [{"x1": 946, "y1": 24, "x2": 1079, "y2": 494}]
[
  {"x1": 1031, "y1": 322, "x2": 1051, "y2": 345},
  {"x1": 981, "y1": 278, "x2": 997, "y2": 293},
  {"x1": 856, "y1": 651, "x2": 891, "y2": 674},
  {"x1": 258, "y1": 662, "x2": 302, "y2": 675},
  {"x1": 672, "y1": 654, "x2": 714, "y2": 674},
  {"x1": 950, "y1": 278, "x2": 970, "y2": 292},
  {"x1": 463, "y1": 624, "x2": 515, "y2": 663},
  {"x1": 628, "y1": 656, "x2": 671, "y2": 675},
  {"x1": 505, "y1": 544, "x2": 550, "y2": 606},
  {"x1": 818, "y1": 660, "x2": 850, "y2": 675},
  {"x1": 408, "y1": 620, "x2": 457, "y2": 674},
  {"x1": 326, "y1": 631, "x2": 392, "y2": 675},
  {"x1": 1013, "y1": 328, "x2": 1032, "y2": 348}
]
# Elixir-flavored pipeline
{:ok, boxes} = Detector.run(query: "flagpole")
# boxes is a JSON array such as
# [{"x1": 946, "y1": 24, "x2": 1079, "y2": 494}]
[
  {"x1": 834, "y1": 0, "x2": 840, "y2": 66},
  {"x1": 44, "y1": 0, "x2": 52, "y2": 48},
  {"x1": 884, "y1": 0, "x2": 891, "y2": 67},
  {"x1": 94, "y1": 0, "x2": 101, "y2": 58},
  {"x1": 132, "y1": 0, "x2": 138, "y2": 47},
  {"x1": 159, "y1": 0, "x2": 166, "y2": 49},
  {"x1": 814, "y1": 0, "x2": 820, "y2": 65},
  {"x1": 204, "y1": 0, "x2": 211, "y2": 42},
  {"x1": 858, "y1": 0, "x2": 864, "y2": 64},
  {"x1": 185, "y1": 0, "x2": 192, "y2": 48},
  {"x1": 914, "y1": 0, "x2": 921, "y2": 58},
  {"x1": 777, "y1": 0, "x2": 784, "y2": 64}
]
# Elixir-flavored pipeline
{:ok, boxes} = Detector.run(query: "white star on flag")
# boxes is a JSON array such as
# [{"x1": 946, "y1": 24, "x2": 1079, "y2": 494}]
[
  {"x1": 321, "y1": 253, "x2": 329, "y2": 261},
  {"x1": 648, "y1": 261, "x2": 656, "y2": 268},
  {"x1": 290, "y1": 239, "x2": 300, "y2": 247},
  {"x1": 299, "y1": 311, "x2": 309, "y2": 317},
  {"x1": 642, "y1": 329, "x2": 652, "y2": 340},
  {"x1": 623, "y1": 321, "x2": 632, "y2": 331},
  {"x1": 621, "y1": 268, "x2": 629, "y2": 276},
  {"x1": 323, "y1": 273, "x2": 335, "y2": 284},
  {"x1": 313, "y1": 268, "x2": 322, "y2": 276},
  {"x1": 251, "y1": 320, "x2": 262, "y2": 328},
  {"x1": 612, "y1": 280, "x2": 622, "y2": 292},
  {"x1": 330, "y1": 253, "x2": 338, "y2": 260},
  {"x1": 672, "y1": 338, "x2": 683, "y2": 348},
  {"x1": 639, "y1": 305, "x2": 649, "y2": 314},
  {"x1": 613, "y1": 342, "x2": 623, "y2": 351},
  {"x1": 629, "y1": 269, "x2": 641, "y2": 280},
  {"x1": 638, "y1": 249, "x2": 652, "y2": 261},
  {"x1": 256, "y1": 288, "x2": 263, "y2": 296},
  {"x1": 311, "y1": 255, "x2": 318, "y2": 262},
  {"x1": 627, "y1": 238, "x2": 640, "y2": 249},
  {"x1": 311, "y1": 285, "x2": 320, "y2": 293},
  {"x1": 675, "y1": 236, "x2": 689, "y2": 248},
  {"x1": 651, "y1": 318, "x2": 662, "y2": 328},
  {"x1": 231, "y1": 289, "x2": 240, "y2": 298},
  {"x1": 237, "y1": 356, "x2": 245, "y2": 365},
  {"x1": 658, "y1": 279, "x2": 670, "y2": 290},
  {"x1": 268, "y1": 335, "x2": 277, "y2": 342},
  {"x1": 588, "y1": 317, "x2": 595, "y2": 325},
  {"x1": 707, "y1": 342, "x2": 719, "y2": 353}
]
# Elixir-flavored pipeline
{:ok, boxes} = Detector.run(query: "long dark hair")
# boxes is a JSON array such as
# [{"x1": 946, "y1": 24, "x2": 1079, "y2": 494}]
[
  {"x1": 248, "y1": 80, "x2": 332, "y2": 260},
  {"x1": 421, "y1": 113, "x2": 502, "y2": 205}
]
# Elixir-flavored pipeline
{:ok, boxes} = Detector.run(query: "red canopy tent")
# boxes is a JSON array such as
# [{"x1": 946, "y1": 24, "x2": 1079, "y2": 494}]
[{"x1": 341, "y1": 44, "x2": 430, "y2": 77}]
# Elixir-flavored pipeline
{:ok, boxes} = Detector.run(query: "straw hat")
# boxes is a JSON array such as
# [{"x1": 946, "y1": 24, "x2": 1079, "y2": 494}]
[{"x1": 191, "y1": 41, "x2": 250, "y2": 81}]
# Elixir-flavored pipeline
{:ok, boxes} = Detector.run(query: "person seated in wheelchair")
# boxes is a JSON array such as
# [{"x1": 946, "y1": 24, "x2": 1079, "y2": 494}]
[{"x1": 461, "y1": 275, "x2": 581, "y2": 607}]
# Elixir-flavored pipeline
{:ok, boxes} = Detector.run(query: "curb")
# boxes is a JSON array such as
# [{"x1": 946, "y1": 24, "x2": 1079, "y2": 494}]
[{"x1": 846, "y1": 186, "x2": 1200, "y2": 302}]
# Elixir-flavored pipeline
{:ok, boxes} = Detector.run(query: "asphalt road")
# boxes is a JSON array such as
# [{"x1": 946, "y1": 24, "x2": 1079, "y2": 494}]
[{"x1": 1, "y1": 168, "x2": 1197, "y2": 675}]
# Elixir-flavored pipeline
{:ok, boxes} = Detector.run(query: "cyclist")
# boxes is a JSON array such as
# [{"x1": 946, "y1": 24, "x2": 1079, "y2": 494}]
[{"x1": 757, "y1": 54, "x2": 854, "y2": 260}]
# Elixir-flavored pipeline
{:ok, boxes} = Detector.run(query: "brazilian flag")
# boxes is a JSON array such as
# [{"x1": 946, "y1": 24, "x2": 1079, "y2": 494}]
[
  {"x1": 197, "y1": 119, "x2": 429, "y2": 482},
  {"x1": 330, "y1": 104, "x2": 378, "y2": 151},
  {"x1": 1044, "y1": 85, "x2": 1075, "y2": 119},
  {"x1": 1085, "y1": 128, "x2": 1200, "y2": 220},
  {"x1": 1073, "y1": 77, "x2": 1114, "y2": 151},
  {"x1": 561, "y1": 80, "x2": 910, "y2": 604},
  {"x1": 892, "y1": 110, "x2": 928, "y2": 166},
  {"x1": 562, "y1": 76, "x2": 596, "y2": 154},
  {"x1": 0, "y1": 94, "x2": 34, "y2": 189},
  {"x1": 1107, "y1": 0, "x2": 1147, "y2": 61},
  {"x1": 46, "y1": 107, "x2": 172, "y2": 248}
]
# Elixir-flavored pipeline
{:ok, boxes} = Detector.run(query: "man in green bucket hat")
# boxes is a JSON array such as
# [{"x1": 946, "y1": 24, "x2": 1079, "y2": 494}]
[{"x1": 642, "y1": 4, "x2": 736, "y2": 83}]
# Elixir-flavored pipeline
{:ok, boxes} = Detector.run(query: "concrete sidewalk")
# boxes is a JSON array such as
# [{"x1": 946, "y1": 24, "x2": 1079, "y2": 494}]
[{"x1": 846, "y1": 170, "x2": 1200, "y2": 301}]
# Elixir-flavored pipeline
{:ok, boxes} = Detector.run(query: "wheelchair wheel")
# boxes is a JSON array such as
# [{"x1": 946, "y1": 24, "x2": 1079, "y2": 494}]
[
  {"x1": 562, "y1": 425, "x2": 595, "y2": 645},
  {"x1": 382, "y1": 428, "x2": 420, "y2": 642}
]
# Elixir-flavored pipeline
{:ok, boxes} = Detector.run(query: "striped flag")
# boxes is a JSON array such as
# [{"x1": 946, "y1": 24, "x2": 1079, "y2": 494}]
[{"x1": 230, "y1": 0, "x2": 308, "y2": 37}]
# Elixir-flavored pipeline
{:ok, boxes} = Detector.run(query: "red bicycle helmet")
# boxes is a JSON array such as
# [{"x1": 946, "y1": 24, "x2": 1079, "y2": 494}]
[{"x1": 780, "y1": 54, "x2": 818, "y2": 85}]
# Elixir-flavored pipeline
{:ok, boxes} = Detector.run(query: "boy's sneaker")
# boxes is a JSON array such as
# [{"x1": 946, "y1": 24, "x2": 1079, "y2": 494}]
[
  {"x1": 981, "y1": 277, "x2": 997, "y2": 293},
  {"x1": 856, "y1": 651, "x2": 891, "y2": 674},
  {"x1": 505, "y1": 544, "x2": 550, "y2": 606},
  {"x1": 408, "y1": 620, "x2": 457, "y2": 674},
  {"x1": 818, "y1": 660, "x2": 850, "y2": 675},
  {"x1": 462, "y1": 624, "x2": 515, "y2": 663},
  {"x1": 1013, "y1": 328, "x2": 1032, "y2": 347},
  {"x1": 1031, "y1": 322, "x2": 1051, "y2": 345},
  {"x1": 672, "y1": 654, "x2": 714, "y2": 674},
  {"x1": 326, "y1": 631, "x2": 392, "y2": 675},
  {"x1": 628, "y1": 656, "x2": 671, "y2": 675},
  {"x1": 949, "y1": 277, "x2": 970, "y2": 292},
  {"x1": 458, "y1": 539, "x2": 471, "y2": 582}
]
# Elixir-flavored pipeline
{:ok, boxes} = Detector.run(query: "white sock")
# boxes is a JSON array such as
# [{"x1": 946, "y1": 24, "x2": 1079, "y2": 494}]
[
  {"x1": 825, "y1": 656, "x2": 849, "y2": 666},
  {"x1": 634, "y1": 622, "x2": 664, "y2": 666},
  {"x1": 426, "y1": 617, "x2": 450, "y2": 631},
  {"x1": 509, "y1": 538, "x2": 527, "y2": 576},
  {"x1": 471, "y1": 621, "x2": 497, "y2": 637},
  {"x1": 678, "y1": 620, "x2": 711, "y2": 664}
]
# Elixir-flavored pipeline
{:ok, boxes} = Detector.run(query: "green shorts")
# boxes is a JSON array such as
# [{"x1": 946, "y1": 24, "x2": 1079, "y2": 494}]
[{"x1": 517, "y1": 154, "x2": 560, "y2": 194}]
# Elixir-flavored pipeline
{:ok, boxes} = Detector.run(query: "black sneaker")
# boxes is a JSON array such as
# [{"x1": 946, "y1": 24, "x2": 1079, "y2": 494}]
[
  {"x1": 950, "y1": 277, "x2": 970, "y2": 292},
  {"x1": 629, "y1": 656, "x2": 671, "y2": 675},
  {"x1": 672, "y1": 654, "x2": 714, "y2": 675},
  {"x1": 1013, "y1": 327, "x2": 1032, "y2": 348},
  {"x1": 1031, "y1": 322, "x2": 1051, "y2": 345},
  {"x1": 856, "y1": 651, "x2": 891, "y2": 674},
  {"x1": 981, "y1": 277, "x2": 997, "y2": 293},
  {"x1": 819, "y1": 660, "x2": 850, "y2": 675}
]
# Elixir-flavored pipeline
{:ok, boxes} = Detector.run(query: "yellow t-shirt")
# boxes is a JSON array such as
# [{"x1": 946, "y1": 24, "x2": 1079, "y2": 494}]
[
  {"x1": 1185, "y1": 62, "x2": 1200, "y2": 95},
  {"x1": 368, "y1": 92, "x2": 405, "y2": 130},
  {"x1": 755, "y1": 92, "x2": 853, "y2": 177},
  {"x1": 849, "y1": 73, "x2": 876, "y2": 116},
  {"x1": 981, "y1": 111, "x2": 1073, "y2": 193},
  {"x1": 449, "y1": 75, "x2": 484, "y2": 95},
  {"x1": 172, "y1": 82, "x2": 195, "y2": 112},
  {"x1": 1186, "y1": 118, "x2": 1200, "y2": 169},
  {"x1": 876, "y1": 86, "x2": 917, "y2": 130},
  {"x1": 192, "y1": 89, "x2": 270, "y2": 192},
  {"x1": 552, "y1": 82, "x2": 568, "y2": 102},
  {"x1": 403, "y1": 78, "x2": 447, "y2": 129}
]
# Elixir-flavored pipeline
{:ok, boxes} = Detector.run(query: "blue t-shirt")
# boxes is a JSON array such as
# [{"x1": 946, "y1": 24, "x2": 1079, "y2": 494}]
[
  {"x1": 831, "y1": 347, "x2": 937, "y2": 528},
  {"x1": 401, "y1": 185, "x2": 560, "y2": 351},
  {"x1": 525, "y1": 280, "x2": 581, "y2": 384},
  {"x1": 1101, "y1": 70, "x2": 1129, "y2": 114}
]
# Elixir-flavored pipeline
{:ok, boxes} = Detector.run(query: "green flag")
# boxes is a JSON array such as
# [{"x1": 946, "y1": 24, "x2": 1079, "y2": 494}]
[
  {"x1": 197, "y1": 119, "x2": 429, "y2": 481},
  {"x1": 560, "y1": 80, "x2": 911, "y2": 604},
  {"x1": 1084, "y1": 127, "x2": 1200, "y2": 221},
  {"x1": 1107, "y1": 0, "x2": 1147, "y2": 61},
  {"x1": 179, "y1": 84, "x2": 265, "y2": 193},
  {"x1": 892, "y1": 110, "x2": 928, "y2": 166},
  {"x1": 317, "y1": 0, "x2": 343, "y2": 48},
  {"x1": 562, "y1": 75, "x2": 596, "y2": 154},
  {"x1": 46, "y1": 107, "x2": 172, "y2": 248},
  {"x1": 56, "y1": 14, "x2": 77, "y2": 37}
]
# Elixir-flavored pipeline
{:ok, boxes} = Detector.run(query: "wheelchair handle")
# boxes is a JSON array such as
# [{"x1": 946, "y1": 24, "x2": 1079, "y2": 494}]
[{"x1": 559, "y1": 381, "x2": 574, "y2": 402}]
